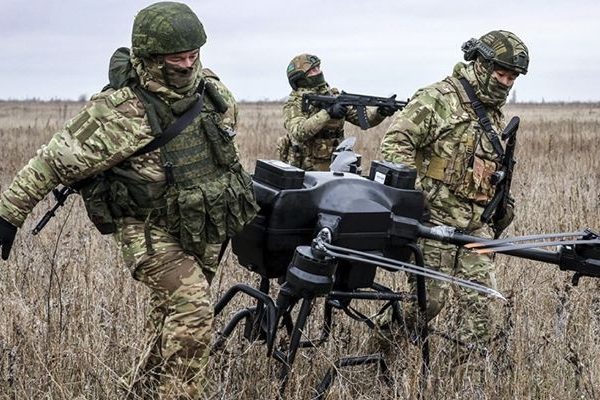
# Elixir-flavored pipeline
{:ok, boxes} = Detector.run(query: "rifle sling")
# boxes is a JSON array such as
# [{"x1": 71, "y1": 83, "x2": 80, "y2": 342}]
[
  {"x1": 34, "y1": 83, "x2": 207, "y2": 234},
  {"x1": 458, "y1": 78, "x2": 504, "y2": 159}
]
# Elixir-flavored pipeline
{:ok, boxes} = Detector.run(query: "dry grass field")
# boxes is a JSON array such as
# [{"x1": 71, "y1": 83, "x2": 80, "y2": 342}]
[{"x1": 0, "y1": 100, "x2": 599, "y2": 399}]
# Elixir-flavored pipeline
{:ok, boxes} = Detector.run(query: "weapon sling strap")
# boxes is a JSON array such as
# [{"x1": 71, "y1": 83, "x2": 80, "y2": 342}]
[
  {"x1": 34, "y1": 78, "x2": 210, "y2": 234},
  {"x1": 458, "y1": 78, "x2": 504, "y2": 159},
  {"x1": 131, "y1": 83, "x2": 206, "y2": 157}
]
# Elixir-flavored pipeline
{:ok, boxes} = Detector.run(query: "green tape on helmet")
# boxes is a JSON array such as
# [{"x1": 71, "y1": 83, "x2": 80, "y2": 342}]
[{"x1": 132, "y1": 2, "x2": 207, "y2": 57}]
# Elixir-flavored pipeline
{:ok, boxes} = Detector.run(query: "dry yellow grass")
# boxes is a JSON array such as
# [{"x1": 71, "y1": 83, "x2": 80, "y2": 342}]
[{"x1": 0, "y1": 100, "x2": 599, "y2": 399}]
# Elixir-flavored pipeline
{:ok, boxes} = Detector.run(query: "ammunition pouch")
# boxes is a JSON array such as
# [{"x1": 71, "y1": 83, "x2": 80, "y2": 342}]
[
  {"x1": 80, "y1": 173, "x2": 167, "y2": 235},
  {"x1": 310, "y1": 129, "x2": 342, "y2": 161},
  {"x1": 166, "y1": 168, "x2": 259, "y2": 255},
  {"x1": 79, "y1": 177, "x2": 116, "y2": 235},
  {"x1": 424, "y1": 154, "x2": 498, "y2": 203},
  {"x1": 202, "y1": 114, "x2": 238, "y2": 167},
  {"x1": 80, "y1": 167, "x2": 257, "y2": 258},
  {"x1": 310, "y1": 138, "x2": 337, "y2": 160}
]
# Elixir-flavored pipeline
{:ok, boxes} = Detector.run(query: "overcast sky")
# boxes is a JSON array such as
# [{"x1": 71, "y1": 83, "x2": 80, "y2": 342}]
[{"x1": 1, "y1": 0, "x2": 599, "y2": 102}]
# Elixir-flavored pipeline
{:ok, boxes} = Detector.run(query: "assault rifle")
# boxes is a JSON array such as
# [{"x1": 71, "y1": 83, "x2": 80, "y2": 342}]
[
  {"x1": 32, "y1": 186, "x2": 77, "y2": 235},
  {"x1": 481, "y1": 116, "x2": 519, "y2": 237},
  {"x1": 301, "y1": 91, "x2": 408, "y2": 130}
]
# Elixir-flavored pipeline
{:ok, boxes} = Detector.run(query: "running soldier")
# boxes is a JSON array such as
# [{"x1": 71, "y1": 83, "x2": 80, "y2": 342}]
[{"x1": 0, "y1": 2, "x2": 258, "y2": 398}]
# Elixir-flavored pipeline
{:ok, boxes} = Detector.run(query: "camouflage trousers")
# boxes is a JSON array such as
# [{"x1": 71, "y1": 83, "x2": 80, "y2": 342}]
[
  {"x1": 378, "y1": 227, "x2": 496, "y2": 363},
  {"x1": 115, "y1": 218, "x2": 221, "y2": 399},
  {"x1": 415, "y1": 237, "x2": 495, "y2": 344}
]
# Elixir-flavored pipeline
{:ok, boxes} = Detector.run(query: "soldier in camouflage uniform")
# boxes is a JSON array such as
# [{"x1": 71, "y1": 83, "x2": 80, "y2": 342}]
[
  {"x1": 378, "y1": 30, "x2": 529, "y2": 366},
  {"x1": 0, "y1": 2, "x2": 257, "y2": 399},
  {"x1": 278, "y1": 54, "x2": 396, "y2": 171}
]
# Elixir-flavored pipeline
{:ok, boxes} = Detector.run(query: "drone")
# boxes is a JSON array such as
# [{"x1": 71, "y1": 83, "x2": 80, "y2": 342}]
[{"x1": 212, "y1": 139, "x2": 600, "y2": 398}]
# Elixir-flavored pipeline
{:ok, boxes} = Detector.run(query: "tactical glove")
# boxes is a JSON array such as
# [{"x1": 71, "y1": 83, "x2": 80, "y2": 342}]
[
  {"x1": 0, "y1": 217, "x2": 18, "y2": 260},
  {"x1": 492, "y1": 196, "x2": 515, "y2": 236},
  {"x1": 326, "y1": 103, "x2": 348, "y2": 119},
  {"x1": 377, "y1": 105, "x2": 397, "y2": 117}
]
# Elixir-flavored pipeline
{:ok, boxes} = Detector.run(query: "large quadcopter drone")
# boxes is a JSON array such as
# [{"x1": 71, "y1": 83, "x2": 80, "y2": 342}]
[{"x1": 213, "y1": 144, "x2": 599, "y2": 398}]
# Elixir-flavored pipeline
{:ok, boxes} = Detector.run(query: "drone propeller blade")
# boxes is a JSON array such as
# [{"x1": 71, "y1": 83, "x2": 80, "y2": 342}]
[
  {"x1": 335, "y1": 136, "x2": 356, "y2": 152},
  {"x1": 465, "y1": 231, "x2": 588, "y2": 249},
  {"x1": 330, "y1": 151, "x2": 358, "y2": 173},
  {"x1": 323, "y1": 243, "x2": 505, "y2": 301},
  {"x1": 474, "y1": 238, "x2": 600, "y2": 254}
]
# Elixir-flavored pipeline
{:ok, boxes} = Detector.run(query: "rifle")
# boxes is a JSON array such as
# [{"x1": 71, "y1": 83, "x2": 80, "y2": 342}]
[
  {"x1": 481, "y1": 116, "x2": 519, "y2": 237},
  {"x1": 301, "y1": 91, "x2": 407, "y2": 130},
  {"x1": 32, "y1": 186, "x2": 77, "y2": 235}
]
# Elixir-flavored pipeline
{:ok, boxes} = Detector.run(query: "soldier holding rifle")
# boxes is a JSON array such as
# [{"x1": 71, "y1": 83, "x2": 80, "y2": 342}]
[{"x1": 379, "y1": 30, "x2": 529, "y2": 376}]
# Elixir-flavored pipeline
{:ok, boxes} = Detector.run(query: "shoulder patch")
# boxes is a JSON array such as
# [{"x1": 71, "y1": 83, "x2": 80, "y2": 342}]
[
  {"x1": 432, "y1": 79, "x2": 456, "y2": 96},
  {"x1": 411, "y1": 105, "x2": 431, "y2": 126},
  {"x1": 75, "y1": 117, "x2": 100, "y2": 144},
  {"x1": 65, "y1": 110, "x2": 91, "y2": 136},
  {"x1": 106, "y1": 87, "x2": 137, "y2": 107},
  {"x1": 64, "y1": 108, "x2": 99, "y2": 143},
  {"x1": 202, "y1": 68, "x2": 220, "y2": 81}
]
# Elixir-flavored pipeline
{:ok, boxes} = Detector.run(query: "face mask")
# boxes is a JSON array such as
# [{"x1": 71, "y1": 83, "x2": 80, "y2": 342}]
[
  {"x1": 163, "y1": 57, "x2": 201, "y2": 88},
  {"x1": 486, "y1": 74, "x2": 512, "y2": 101},
  {"x1": 164, "y1": 57, "x2": 202, "y2": 92},
  {"x1": 305, "y1": 72, "x2": 325, "y2": 88},
  {"x1": 142, "y1": 56, "x2": 202, "y2": 94},
  {"x1": 474, "y1": 60, "x2": 511, "y2": 106}
]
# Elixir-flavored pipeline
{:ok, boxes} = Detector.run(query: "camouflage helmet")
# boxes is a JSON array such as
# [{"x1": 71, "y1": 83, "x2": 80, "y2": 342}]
[
  {"x1": 462, "y1": 30, "x2": 529, "y2": 74},
  {"x1": 286, "y1": 54, "x2": 321, "y2": 89},
  {"x1": 131, "y1": 2, "x2": 207, "y2": 57}
]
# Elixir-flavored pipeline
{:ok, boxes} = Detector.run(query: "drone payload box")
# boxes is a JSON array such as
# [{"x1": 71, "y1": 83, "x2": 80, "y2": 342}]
[{"x1": 233, "y1": 160, "x2": 425, "y2": 289}]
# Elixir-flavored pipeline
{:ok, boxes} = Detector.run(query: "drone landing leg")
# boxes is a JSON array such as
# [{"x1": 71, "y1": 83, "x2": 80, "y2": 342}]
[
  {"x1": 406, "y1": 243, "x2": 431, "y2": 398},
  {"x1": 275, "y1": 296, "x2": 315, "y2": 397}
]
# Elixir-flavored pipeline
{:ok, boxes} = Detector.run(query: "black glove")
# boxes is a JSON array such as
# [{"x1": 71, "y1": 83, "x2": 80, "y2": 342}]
[
  {"x1": 326, "y1": 103, "x2": 348, "y2": 119},
  {"x1": 377, "y1": 105, "x2": 397, "y2": 117},
  {"x1": 0, "y1": 217, "x2": 18, "y2": 260},
  {"x1": 493, "y1": 196, "x2": 515, "y2": 236}
]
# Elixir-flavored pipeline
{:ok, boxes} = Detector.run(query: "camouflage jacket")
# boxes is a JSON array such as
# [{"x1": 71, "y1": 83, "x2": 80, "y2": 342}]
[
  {"x1": 0, "y1": 69, "x2": 254, "y2": 253},
  {"x1": 380, "y1": 62, "x2": 506, "y2": 231},
  {"x1": 280, "y1": 85, "x2": 385, "y2": 171}
]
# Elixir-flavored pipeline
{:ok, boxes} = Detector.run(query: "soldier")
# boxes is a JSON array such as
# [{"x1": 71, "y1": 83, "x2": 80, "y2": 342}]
[
  {"x1": 379, "y1": 31, "x2": 529, "y2": 370},
  {"x1": 0, "y1": 2, "x2": 257, "y2": 399},
  {"x1": 278, "y1": 54, "x2": 396, "y2": 171}
]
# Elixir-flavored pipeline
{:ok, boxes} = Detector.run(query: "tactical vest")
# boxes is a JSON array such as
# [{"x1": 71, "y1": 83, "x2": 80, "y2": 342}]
[
  {"x1": 306, "y1": 87, "x2": 344, "y2": 162},
  {"x1": 80, "y1": 48, "x2": 258, "y2": 256},
  {"x1": 417, "y1": 77, "x2": 501, "y2": 203},
  {"x1": 284, "y1": 87, "x2": 344, "y2": 171}
]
